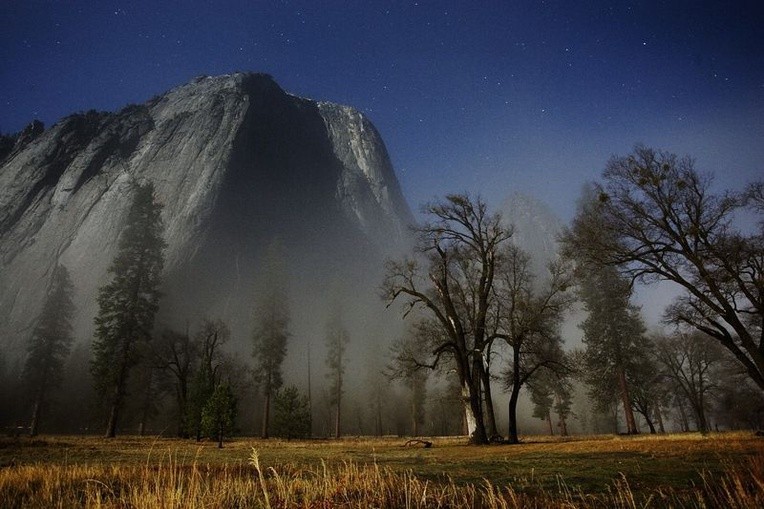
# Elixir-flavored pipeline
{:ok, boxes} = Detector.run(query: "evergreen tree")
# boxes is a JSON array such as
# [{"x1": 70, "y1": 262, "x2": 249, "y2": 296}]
[
  {"x1": 252, "y1": 240, "x2": 290, "y2": 439},
  {"x1": 91, "y1": 182, "x2": 165, "y2": 438},
  {"x1": 187, "y1": 318, "x2": 229, "y2": 441},
  {"x1": 272, "y1": 385, "x2": 311, "y2": 440},
  {"x1": 23, "y1": 265, "x2": 75, "y2": 436},
  {"x1": 577, "y1": 265, "x2": 644, "y2": 434},
  {"x1": 201, "y1": 383, "x2": 237, "y2": 448}
]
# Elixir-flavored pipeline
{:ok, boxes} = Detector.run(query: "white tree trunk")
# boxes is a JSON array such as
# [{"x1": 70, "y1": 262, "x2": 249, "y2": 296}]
[{"x1": 461, "y1": 382, "x2": 477, "y2": 437}]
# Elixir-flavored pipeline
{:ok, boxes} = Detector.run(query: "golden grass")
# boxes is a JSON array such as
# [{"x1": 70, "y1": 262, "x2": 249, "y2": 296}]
[{"x1": 1, "y1": 432, "x2": 763, "y2": 508}]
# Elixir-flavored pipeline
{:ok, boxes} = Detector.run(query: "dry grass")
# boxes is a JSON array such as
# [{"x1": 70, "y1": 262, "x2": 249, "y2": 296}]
[{"x1": 1, "y1": 432, "x2": 763, "y2": 507}]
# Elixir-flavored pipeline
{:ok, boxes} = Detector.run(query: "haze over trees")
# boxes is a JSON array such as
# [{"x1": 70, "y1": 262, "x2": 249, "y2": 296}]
[
  {"x1": 251, "y1": 241, "x2": 290, "y2": 439},
  {"x1": 324, "y1": 308, "x2": 350, "y2": 439},
  {"x1": 3, "y1": 143, "x2": 762, "y2": 441},
  {"x1": 90, "y1": 182, "x2": 166, "y2": 438},
  {"x1": 22, "y1": 264, "x2": 75, "y2": 436}
]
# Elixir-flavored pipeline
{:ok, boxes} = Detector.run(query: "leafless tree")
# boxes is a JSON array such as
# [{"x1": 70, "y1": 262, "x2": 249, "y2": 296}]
[
  {"x1": 563, "y1": 145, "x2": 764, "y2": 391},
  {"x1": 493, "y1": 245, "x2": 575, "y2": 443},
  {"x1": 383, "y1": 194, "x2": 511, "y2": 444},
  {"x1": 655, "y1": 331, "x2": 723, "y2": 433}
]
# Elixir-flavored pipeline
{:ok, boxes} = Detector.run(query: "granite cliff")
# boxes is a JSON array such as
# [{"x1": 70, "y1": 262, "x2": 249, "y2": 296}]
[{"x1": 0, "y1": 73, "x2": 413, "y2": 355}]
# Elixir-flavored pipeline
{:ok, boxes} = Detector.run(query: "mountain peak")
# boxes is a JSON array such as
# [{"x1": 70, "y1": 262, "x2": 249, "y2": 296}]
[{"x1": 0, "y1": 72, "x2": 413, "y2": 355}]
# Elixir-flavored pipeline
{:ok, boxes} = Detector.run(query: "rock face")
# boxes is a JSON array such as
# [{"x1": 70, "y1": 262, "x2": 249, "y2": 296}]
[
  {"x1": 500, "y1": 193, "x2": 563, "y2": 278},
  {"x1": 0, "y1": 73, "x2": 413, "y2": 354}
]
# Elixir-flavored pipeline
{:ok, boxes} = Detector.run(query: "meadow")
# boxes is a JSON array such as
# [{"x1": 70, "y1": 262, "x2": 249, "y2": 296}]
[{"x1": 1, "y1": 432, "x2": 763, "y2": 508}]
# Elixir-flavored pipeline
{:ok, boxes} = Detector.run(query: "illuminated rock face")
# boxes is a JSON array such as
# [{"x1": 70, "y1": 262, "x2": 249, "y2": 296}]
[{"x1": 0, "y1": 73, "x2": 413, "y2": 352}]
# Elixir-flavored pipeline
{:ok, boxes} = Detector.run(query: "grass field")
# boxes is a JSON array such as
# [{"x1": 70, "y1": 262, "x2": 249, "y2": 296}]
[{"x1": 1, "y1": 432, "x2": 763, "y2": 507}]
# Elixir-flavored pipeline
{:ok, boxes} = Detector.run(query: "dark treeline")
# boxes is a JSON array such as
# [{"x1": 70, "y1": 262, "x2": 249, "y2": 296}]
[{"x1": 1, "y1": 145, "x2": 763, "y2": 442}]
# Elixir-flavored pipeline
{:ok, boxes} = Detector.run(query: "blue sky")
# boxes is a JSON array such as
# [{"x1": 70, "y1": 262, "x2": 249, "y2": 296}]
[{"x1": 2, "y1": 0, "x2": 763, "y2": 222}]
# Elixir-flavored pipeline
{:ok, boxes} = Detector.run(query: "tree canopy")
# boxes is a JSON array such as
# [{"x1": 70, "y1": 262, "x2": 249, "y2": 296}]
[{"x1": 563, "y1": 145, "x2": 764, "y2": 392}]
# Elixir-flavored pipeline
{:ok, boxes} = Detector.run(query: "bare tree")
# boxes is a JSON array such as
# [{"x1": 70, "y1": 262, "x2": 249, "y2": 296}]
[
  {"x1": 655, "y1": 331, "x2": 723, "y2": 433},
  {"x1": 153, "y1": 327, "x2": 197, "y2": 437},
  {"x1": 494, "y1": 246, "x2": 574, "y2": 443},
  {"x1": 383, "y1": 194, "x2": 510, "y2": 444},
  {"x1": 325, "y1": 308, "x2": 349, "y2": 439},
  {"x1": 563, "y1": 145, "x2": 764, "y2": 391},
  {"x1": 187, "y1": 318, "x2": 230, "y2": 441}
]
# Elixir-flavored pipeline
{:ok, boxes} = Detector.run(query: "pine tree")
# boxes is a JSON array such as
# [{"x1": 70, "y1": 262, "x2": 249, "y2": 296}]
[
  {"x1": 272, "y1": 385, "x2": 311, "y2": 440},
  {"x1": 91, "y1": 182, "x2": 165, "y2": 438},
  {"x1": 23, "y1": 265, "x2": 75, "y2": 436},
  {"x1": 251, "y1": 240, "x2": 290, "y2": 439},
  {"x1": 577, "y1": 265, "x2": 644, "y2": 434},
  {"x1": 201, "y1": 383, "x2": 237, "y2": 448}
]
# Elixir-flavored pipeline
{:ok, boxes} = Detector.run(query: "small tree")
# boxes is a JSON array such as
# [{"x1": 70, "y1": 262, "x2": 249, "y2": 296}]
[
  {"x1": 187, "y1": 319, "x2": 229, "y2": 441},
  {"x1": 201, "y1": 383, "x2": 237, "y2": 448},
  {"x1": 494, "y1": 245, "x2": 574, "y2": 444},
  {"x1": 23, "y1": 265, "x2": 75, "y2": 436},
  {"x1": 153, "y1": 328, "x2": 197, "y2": 437},
  {"x1": 325, "y1": 308, "x2": 350, "y2": 438},
  {"x1": 91, "y1": 182, "x2": 165, "y2": 438},
  {"x1": 272, "y1": 385, "x2": 311, "y2": 440},
  {"x1": 655, "y1": 331, "x2": 722, "y2": 433}
]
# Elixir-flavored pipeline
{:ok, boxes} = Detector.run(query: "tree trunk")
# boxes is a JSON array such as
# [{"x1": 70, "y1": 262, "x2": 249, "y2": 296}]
[
  {"x1": 467, "y1": 357, "x2": 489, "y2": 444},
  {"x1": 217, "y1": 422, "x2": 223, "y2": 449},
  {"x1": 478, "y1": 360, "x2": 499, "y2": 438},
  {"x1": 29, "y1": 397, "x2": 41, "y2": 437},
  {"x1": 655, "y1": 406, "x2": 666, "y2": 433},
  {"x1": 695, "y1": 389, "x2": 709, "y2": 434},
  {"x1": 644, "y1": 415, "x2": 657, "y2": 434},
  {"x1": 177, "y1": 395, "x2": 189, "y2": 438},
  {"x1": 261, "y1": 389, "x2": 271, "y2": 439},
  {"x1": 412, "y1": 399, "x2": 419, "y2": 436},
  {"x1": 138, "y1": 368, "x2": 154, "y2": 436},
  {"x1": 334, "y1": 376, "x2": 342, "y2": 439},
  {"x1": 105, "y1": 343, "x2": 132, "y2": 438},
  {"x1": 507, "y1": 345, "x2": 522, "y2": 444},
  {"x1": 546, "y1": 411, "x2": 554, "y2": 435},
  {"x1": 375, "y1": 394, "x2": 383, "y2": 436},
  {"x1": 508, "y1": 383, "x2": 521, "y2": 444},
  {"x1": 677, "y1": 399, "x2": 690, "y2": 432},
  {"x1": 461, "y1": 381, "x2": 477, "y2": 436},
  {"x1": 105, "y1": 400, "x2": 121, "y2": 438},
  {"x1": 617, "y1": 367, "x2": 638, "y2": 434},
  {"x1": 559, "y1": 413, "x2": 568, "y2": 436}
]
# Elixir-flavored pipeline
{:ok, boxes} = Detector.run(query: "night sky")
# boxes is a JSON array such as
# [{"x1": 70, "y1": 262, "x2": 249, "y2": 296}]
[{"x1": 2, "y1": 0, "x2": 763, "y2": 222}]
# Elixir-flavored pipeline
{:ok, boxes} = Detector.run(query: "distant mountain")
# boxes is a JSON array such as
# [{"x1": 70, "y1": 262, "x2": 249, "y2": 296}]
[
  {"x1": 500, "y1": 193, "x2": 564, "y2": 278},
  {"x1": 0, "y1": 73, "x2": 413, "y2": 354}
]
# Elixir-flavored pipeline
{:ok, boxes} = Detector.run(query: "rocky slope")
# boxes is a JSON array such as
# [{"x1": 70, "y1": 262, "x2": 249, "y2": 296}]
[
  {"x1": 500, "y1": 192, "x2": 564, "y2": 278},
  {"x1": 0, "y1": 73, "x2": 413, "y2": 354}
]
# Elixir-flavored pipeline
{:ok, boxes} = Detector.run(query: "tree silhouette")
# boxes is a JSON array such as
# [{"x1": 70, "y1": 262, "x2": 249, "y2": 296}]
[
  {"x1": 91, "y1": 181, "x2": 165, "y2": 438},
  {"x1": 23, "y1": 265, "x2": 75, "y2": 436}
]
